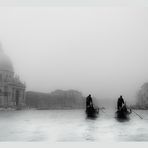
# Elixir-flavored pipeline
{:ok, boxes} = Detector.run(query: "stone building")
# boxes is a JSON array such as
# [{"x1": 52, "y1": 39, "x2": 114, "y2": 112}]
[{"x1": 0, "y1": 46, "x2": 26, "y2": 108}]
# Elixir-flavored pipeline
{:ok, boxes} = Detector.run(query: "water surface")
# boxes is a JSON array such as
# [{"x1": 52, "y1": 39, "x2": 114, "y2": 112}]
[{"x1": 0, "y1": 109, "x2": 148, "y2": 141}]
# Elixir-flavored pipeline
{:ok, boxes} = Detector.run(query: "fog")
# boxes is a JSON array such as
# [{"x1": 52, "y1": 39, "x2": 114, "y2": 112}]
[
  {"x1": 0, "y1": 0, "x2": 148, "y2": 6},
  {"x1": 0, "y1": 7, "x2": 148, "y2": 103}
]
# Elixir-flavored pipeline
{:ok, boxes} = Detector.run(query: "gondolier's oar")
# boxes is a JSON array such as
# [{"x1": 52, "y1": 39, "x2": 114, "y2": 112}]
[
  {"x1": 100, "y1": 108, "x2": 105, "y2": 113},
  {"x1": 100, "y1": 109, "x2": 104, "y2": 113},
  {"x1": 132, "y1": 110, "x2": 143, "y2": 119}
]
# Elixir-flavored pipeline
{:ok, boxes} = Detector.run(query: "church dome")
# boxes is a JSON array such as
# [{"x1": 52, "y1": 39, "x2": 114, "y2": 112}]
[{"x1": 0, "y1": 48, "x2": 14, "y2": 72}]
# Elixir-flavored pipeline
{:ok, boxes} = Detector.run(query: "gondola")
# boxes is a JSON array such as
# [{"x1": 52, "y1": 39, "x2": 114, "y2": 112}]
[
  {"x1": 115, "y1": 105, "x2": 132, "y2": 120},
  {"x1": 86, "y1": 106, "x2": 99, "y2": 118}
]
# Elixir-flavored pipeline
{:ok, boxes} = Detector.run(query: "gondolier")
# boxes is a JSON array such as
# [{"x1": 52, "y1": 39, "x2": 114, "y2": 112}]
[
  {"x1": 86, "y1": 94, "x2": 93, "y2": 109},
  {"x1": 117, "y1": 95, "x2": 125, "y2": 110}
]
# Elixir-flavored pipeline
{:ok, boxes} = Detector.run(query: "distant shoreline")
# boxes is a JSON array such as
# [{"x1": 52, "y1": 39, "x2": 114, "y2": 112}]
[
  {"x1": 0, "y1": 107, "x2": 147, "y2": 111},
  {"x1": 0, "y1": 107, "x2": 85, "y2": 111}
]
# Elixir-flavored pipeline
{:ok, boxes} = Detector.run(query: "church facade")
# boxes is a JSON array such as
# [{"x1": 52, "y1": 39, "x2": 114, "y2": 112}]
[{"x1": 0, "y1": 46, "x2": 26, "y2": 108}]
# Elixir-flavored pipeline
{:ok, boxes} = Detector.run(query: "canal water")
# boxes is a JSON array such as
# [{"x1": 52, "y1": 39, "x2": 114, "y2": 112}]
[{"x1": 0, "y1": 109, "x2": 148, "y2": 141}]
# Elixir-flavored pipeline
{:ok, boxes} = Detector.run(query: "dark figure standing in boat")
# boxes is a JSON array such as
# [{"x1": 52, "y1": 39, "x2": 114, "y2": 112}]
[
  {"x1": 86, "y1": 94, "x2": 99, "y2": 118},
  {"x1": 116, "y1": 95, "x2": 132, "y2": 120},
  {"x1": 86, "y1": 94, "x2": 93, "y2": 109},
  {"x1": 117, "y1": 95, "x2": 124, "y2": 111}
]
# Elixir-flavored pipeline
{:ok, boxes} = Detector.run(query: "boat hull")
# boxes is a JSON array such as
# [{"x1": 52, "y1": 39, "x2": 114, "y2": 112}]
[
  {"x1": 86, "y1": 107, "x2": 99, "y2": 118},
  {"x1": 115, "y1": 110, "x2": 131, "y2": 120}
]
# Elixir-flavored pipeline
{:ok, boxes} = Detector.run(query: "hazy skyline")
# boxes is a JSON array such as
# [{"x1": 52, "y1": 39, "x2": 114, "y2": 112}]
[{"x1": 0, "y1": 7, "x2": 148, "y2": 102}]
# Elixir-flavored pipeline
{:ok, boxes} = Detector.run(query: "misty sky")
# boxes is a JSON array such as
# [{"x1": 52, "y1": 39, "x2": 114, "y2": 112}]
[
  {"x1": 0, "y1": 0, "x2": 148, "y2": 6},
  {"x1": 0, "y1": 6, "x2": 148, "y2": 102}
]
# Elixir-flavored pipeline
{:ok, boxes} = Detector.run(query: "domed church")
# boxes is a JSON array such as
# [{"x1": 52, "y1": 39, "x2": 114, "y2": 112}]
[{"x1": 0, "y1": 45, "x2": 26, "y2": 109}]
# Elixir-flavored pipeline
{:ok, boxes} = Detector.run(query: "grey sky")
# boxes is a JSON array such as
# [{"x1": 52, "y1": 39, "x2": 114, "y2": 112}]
[
  {"x1": 0, "y1": 7, "x2": 148, "y2": 102},
  {"x1": 0, "y1": 0, "x2": 148, "y2": 6}
]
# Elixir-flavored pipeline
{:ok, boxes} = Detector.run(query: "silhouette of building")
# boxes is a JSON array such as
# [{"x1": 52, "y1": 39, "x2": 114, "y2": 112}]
[{"x1": 0, "y1": 44, "x2": 26, "y2": 108}]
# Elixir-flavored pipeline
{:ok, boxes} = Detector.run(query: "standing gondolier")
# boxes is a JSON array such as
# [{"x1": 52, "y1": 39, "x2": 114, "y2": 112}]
[
  {"x1": 86, "y1": 94, "x2": 93, "y2": 109},
  {"x1": 117, "y1": 95, "x2": 125, "y2": 111}
]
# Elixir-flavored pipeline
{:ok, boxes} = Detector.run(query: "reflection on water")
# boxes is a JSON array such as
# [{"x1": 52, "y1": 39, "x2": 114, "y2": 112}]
[
  {"x1": 84, "y1": 117, "x2": 98, "y2": 141},
  {"x1": 0, "y1": 109, "x2": 148, "y2": 141}
]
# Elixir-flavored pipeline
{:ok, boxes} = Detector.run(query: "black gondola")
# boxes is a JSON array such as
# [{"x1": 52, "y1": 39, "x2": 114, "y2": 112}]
[
  {"x1": 115, "y1": 104, "x2": 132, "y2": 120},
  {"x1": 85, "y1": 94, "x2": 99, "y2": 118},
  {"x1": 86, "y1": 106, "x2": 99, "y2": 118}
]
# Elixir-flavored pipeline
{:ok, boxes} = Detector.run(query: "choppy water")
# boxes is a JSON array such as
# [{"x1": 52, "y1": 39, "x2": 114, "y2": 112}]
[{"x1": 0, "y1": 109, "x2": 148, "y2": 141}]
